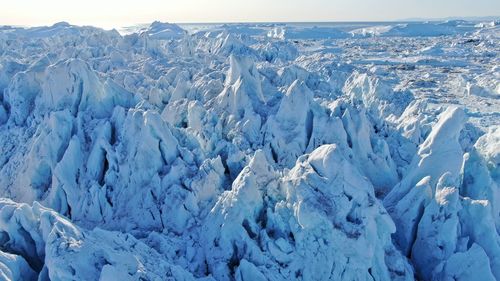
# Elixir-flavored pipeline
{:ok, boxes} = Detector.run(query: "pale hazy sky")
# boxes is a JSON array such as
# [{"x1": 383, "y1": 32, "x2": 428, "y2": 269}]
[{"x1": 2, "y1": 0, "x2": 499, "y2": 28}]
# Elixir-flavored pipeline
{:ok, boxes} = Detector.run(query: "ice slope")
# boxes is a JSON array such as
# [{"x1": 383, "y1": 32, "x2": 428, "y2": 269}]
[
  {"x1": 0, "y1": 199, "x2": 212, "y2": 281},
  {"x1": 0, "y1": 20, "x2": 498, "y2": 280}
]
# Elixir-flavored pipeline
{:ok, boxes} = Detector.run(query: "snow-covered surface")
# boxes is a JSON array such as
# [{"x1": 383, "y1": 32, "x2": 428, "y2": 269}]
[{"x1": 0, "y1": 20, "x2": 498, "y2": 280}]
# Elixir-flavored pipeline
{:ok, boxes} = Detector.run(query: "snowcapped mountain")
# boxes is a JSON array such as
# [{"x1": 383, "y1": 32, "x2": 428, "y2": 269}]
[{"x1": 0, "y1": 20, "x2": 498, "y2": 280}]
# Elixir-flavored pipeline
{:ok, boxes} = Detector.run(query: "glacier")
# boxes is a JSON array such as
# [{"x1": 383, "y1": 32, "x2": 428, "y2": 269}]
[{"x1": 0, "y1": 20, "x2": 498, "y2": 280}]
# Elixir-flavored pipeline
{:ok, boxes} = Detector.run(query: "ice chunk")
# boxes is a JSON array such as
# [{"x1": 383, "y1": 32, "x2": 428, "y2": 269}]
[
  {"x1": 140, "y1": 21, "x2": 187, "y2": 40},
  {"x1": 434, "y1": 244, "x2": 495, "y2": 281},
  {"x1": 264, "y1": 80, "x2": 314, "y2": 167},
  {"x1": 411, "y1": 173, "x2": 461, "y2": 280},
  {"x1": 0, "y1": 198, "x2": 210, "y2": 281},
  {"x1": 385, "y1": 106, "x2": 467, "y2": 208},
  {"x1": 202, "y1": 145, "x2": 413, "y2": 281},
  {"x1": 0, "y1": 251, "x2": 37, "y2": 281}
]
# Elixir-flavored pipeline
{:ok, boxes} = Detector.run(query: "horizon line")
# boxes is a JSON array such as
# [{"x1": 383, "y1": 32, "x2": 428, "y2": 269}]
[{"x1": 2, "y1": 15, "x2": 498, "y2": 30}]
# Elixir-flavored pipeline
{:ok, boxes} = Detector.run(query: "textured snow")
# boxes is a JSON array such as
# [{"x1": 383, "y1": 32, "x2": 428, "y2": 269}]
[{"x1": 0, "y1": 20, "x2": 498, "y2": 280}]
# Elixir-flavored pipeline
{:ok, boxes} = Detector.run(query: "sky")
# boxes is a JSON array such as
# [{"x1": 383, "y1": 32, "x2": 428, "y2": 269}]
[{"x1": 2, "y1": 0, "x2": 499, "y2": 29}]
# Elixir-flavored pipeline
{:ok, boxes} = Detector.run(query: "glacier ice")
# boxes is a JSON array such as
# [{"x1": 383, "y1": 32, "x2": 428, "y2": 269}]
[{"x1": 0, "y1": 20, "x2": 498, "y2": 280}]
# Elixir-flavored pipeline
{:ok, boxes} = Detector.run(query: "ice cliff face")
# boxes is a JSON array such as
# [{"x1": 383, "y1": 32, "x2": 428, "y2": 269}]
[{"x1": 0, "y1": 21, "x2": 498, "y2": 280}]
